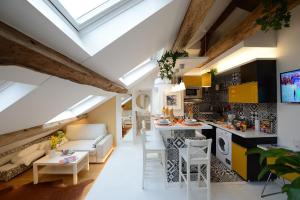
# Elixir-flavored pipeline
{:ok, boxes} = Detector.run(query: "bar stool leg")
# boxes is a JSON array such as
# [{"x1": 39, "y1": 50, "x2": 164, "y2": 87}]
[
  {"x1": 179, "y1": 155, "x2": 183, "y2": 188},
  {"x1": 142, "y1": 151, "x2": 145, "y2": 189},
  {"x1": 187, "y1": 159, "x2": 190, "y2": 200},
  {"x1": 207, "y1": 163, "x2": 211, "y2": 200},
  {"x1": 161, "y1": 150, "x2": 167, "y2": 188}
]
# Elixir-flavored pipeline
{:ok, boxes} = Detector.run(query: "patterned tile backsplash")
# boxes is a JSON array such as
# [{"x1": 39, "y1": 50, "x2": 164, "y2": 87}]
[
  {"x1": 184, "y1": 69, "x2": 277, "y2": 134},
  {"x1": 184, "y1": 102, "x2": 277, "y2": 134},
  {"x1": 228, "y1": 103, "x2": 277, "y2": 133}
]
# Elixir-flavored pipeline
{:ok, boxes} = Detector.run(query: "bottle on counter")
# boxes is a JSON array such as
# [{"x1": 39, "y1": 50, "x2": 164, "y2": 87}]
[{"x1": 255, "y1": 117, "x2": 260, "y2": 132}]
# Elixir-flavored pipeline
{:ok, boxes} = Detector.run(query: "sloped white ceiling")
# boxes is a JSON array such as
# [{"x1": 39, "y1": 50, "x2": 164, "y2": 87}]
[
  {"x1": 0, "y1": 0, "x2": 190, "y2": 134},
  {"x1": 0, "y1": 0, "x2": 190, "y2": 87},
  {"x1": 0, "y1": 66, "x2": 114, "y2": 135}
]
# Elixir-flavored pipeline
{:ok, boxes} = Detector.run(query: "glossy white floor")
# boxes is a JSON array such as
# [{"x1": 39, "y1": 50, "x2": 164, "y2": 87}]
[{"x1": 86, "y1": 138, "x2": 287, "y2": 200}]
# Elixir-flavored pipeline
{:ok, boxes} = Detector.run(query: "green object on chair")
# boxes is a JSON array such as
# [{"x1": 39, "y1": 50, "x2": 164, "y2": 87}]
[{"x1": 247, "y1": 148, "x2": 300, "y2": 200}]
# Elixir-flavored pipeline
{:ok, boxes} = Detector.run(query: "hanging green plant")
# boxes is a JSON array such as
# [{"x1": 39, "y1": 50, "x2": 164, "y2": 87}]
[
  {"x1": 256, "y1": 0, "x2": 291, "y2": 31},
  {"x1": 157, "y1": 50, "x2": 188, "y2": 80}
]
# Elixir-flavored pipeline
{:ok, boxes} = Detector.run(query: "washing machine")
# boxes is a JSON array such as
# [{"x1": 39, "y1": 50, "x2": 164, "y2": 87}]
[{"x1": 216, "y1": 128, "x2": 232, "y2": 169}]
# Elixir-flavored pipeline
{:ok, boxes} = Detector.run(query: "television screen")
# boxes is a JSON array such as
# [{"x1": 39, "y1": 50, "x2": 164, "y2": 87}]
[{"x1": 280, "y1": 69, "x2": 300, "y2": 103}]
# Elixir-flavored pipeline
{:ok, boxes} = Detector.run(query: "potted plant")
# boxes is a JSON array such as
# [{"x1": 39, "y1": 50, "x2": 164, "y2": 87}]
[
  {"x1": 248, "y1": 148, "x2": 300, "y2": 200},
  {"x1": 157, "y1": 50, "x2": 188, "y2": 81},
  {"x1": 256, "y1": 0, "x2": 291, "y2": 31}
]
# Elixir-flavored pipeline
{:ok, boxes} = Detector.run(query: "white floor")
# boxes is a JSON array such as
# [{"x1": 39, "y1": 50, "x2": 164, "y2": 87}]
[{"x1": 86, "y1": 139, "x2": 287, "y2": 200}]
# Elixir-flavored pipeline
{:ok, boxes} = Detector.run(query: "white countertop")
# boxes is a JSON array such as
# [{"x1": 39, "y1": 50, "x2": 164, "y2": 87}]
[{"x1": 204, "y1": 121, "x2": 277, "y2": 138}]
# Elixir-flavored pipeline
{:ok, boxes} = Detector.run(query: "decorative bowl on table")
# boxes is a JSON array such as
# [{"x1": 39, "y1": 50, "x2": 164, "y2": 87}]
[
  {"x1": 184, "y1": 119, "x2": 201, "y2": 126},
  {"x1": 157, "y1": 119, "x2": 171, "y2": 125},
  {"x1": 61, "y1": 149, "x2": 75, "y2": 156}
]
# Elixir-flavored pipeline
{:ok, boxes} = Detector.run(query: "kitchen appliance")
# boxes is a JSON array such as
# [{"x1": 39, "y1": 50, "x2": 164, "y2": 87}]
[
  {"x1": 280, "y1": 69, "x2": 300, "y2": 103},
  {"x1": 184, "y1": 87, "x2": 202, "y2": 100},
  {"x1": 216, "y1": 128, "x2": 232, "y2": 169}
]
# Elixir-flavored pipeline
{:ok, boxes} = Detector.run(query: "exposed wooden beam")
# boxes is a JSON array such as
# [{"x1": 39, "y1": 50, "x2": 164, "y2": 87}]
[
  {"x1": 172, "y1": 0, "x2": 214, "y2": 51},
  {"x1": 233, "y1": 0, "x2": 260, "y2": 12},
  {"x1": 198, "y1": 0, "x2": 300, "y2": 68},
  {"x1": 199, "y1": 0, "x2": 237, "y2": 56},
  {"x1": 0, "y1": 22, "x2": 127, "y2": 93}
]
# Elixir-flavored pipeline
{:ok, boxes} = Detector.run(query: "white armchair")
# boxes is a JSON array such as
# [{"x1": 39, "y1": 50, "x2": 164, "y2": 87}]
[{"x1": 58, "y1": 124, "x2": 113, "y2": 163}]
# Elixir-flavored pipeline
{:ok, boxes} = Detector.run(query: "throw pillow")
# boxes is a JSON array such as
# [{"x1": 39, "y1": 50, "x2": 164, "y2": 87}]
[
  {"x1": 0, "y1": 152, "x2": 17, "y2": 166},
  {"x1": 22, "y1": 150, "x2": 45, "y2": 166},
  {"x1": 17, "y1": 143, "x2": 40, "y2": 158},
  {"x1": 39, "y1": 140, "x2": 51, "y2": 151}
]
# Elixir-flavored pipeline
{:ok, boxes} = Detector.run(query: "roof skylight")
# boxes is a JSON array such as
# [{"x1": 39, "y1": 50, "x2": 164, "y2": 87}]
[
  {"x1": 119, "y1": 49, "x2": 164, "y2": 86},
  {"x1": 49, "y1": 0, "x2": 142, "y2": 30},
  {"x1": 0, "y1": 80, "x2": 37, "y2": 112},
  {"x1": 46, "y1": 95, "x2": 106, "y2": 123}
]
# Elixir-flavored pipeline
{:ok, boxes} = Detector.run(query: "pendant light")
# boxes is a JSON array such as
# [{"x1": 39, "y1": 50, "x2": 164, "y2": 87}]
[{"x1": 178, "y1": 64, "x2": 186, "y2": 91}]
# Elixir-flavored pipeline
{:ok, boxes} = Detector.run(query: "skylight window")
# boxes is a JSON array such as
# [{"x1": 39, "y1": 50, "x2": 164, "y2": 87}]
[
  {"x1": 46, "y1": 95, "x2": 106, "y2": 123},
  {"x1": 119, "y1": 49, "x2": 164, "y2": 86},
  {"x1": 49, "y1": 0, "x2": 142, "y2": 30},
  {"x1": 0, "y1": 81, "x2": 37, "y2": 112}
]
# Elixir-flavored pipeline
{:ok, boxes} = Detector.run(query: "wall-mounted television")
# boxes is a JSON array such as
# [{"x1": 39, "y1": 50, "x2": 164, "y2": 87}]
[{"x1": 280, "y1": 69, "x2": 300, "y2": 103}]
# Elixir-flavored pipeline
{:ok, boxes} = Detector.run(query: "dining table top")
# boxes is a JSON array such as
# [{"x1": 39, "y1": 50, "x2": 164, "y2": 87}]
[{"x1": 153, "y1": 119, "x2": 212, "y2": 131}]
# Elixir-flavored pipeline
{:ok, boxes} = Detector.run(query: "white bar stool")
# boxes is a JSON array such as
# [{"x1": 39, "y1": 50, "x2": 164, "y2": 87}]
[
  {"x1": 142, "y1": 120, "x2": 161, "y2": 141},
  {"x1": 141, "y1": 128, "x2": 167, "y2": 189},
  {"x1": 179, "y1": 139, "x2": 212, "y2": 200}
]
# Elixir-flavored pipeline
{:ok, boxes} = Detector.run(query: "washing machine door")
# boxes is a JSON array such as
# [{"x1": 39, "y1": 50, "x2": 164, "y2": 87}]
[{"x1": 217, "y1": 133, "x2": 229, "y2": 155}]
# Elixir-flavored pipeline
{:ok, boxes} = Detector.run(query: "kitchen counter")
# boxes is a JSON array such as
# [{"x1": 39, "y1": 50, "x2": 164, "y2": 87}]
[
  {"x1": 204, "y1": 121, "x2": 277, "y2": 138},
  {"x1": 154, "y1": 120, "x2": 212, "y2": 131}
]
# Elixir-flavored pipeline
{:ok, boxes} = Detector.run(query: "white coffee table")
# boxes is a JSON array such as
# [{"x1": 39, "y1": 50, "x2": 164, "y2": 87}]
[{"x1": 33, "y1": 151, "x2": 89, "y2": 185}]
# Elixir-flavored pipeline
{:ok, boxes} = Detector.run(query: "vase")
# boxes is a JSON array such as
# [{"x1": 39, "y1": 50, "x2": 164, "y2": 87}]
[{"x1": 49, "y1": 150, "x2": 57, "y2": 157}]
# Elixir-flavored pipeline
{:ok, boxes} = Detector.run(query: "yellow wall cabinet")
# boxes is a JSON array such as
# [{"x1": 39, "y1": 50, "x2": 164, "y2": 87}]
[
  {"x1": 183, "y1": 76, "x2": 202, "y2": 87},
  {"x1": 183, "y1": 73, "x2": 211, "y2": 88},
  {"x1": 228, "y1": 82, "x2": 258, "y2": 103},
  {"x1": 232, "y1": 142, "x2": 248, "y2": 180}
]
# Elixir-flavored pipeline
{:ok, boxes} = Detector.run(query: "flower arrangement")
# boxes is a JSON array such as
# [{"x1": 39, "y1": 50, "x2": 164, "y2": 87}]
[
  {"x1": 157, "y1": 50, "x2": 188, "y2": 80},
  {"x1": 50, "y1": 130, "x2": 65, "y2": 150}
]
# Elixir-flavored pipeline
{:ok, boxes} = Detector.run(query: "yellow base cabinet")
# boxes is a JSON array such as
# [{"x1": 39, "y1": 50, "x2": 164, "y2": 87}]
[
  {"x1": 231, "y1": 134, "x2": 277, "y2": 181},
  {"x1": 232, "y1": 142, "x2": 248, "y2": 180},
  {"x1": 228, "y1": 82, "x2": 258, "y2": 103}
]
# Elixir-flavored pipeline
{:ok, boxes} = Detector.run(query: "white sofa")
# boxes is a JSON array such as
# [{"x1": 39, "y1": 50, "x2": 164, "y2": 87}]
[{"x1": 58, "y1": 124, "x2": 113, "y2": 163}]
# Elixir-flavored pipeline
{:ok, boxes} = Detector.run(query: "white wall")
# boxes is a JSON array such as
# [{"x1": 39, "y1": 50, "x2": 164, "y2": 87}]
[
  {"x1": 0, "y1": 66, "x2": 114, "y2": 134},
  {"x1": 277, "y1": 5, "x2": 300, "y2": 147}
]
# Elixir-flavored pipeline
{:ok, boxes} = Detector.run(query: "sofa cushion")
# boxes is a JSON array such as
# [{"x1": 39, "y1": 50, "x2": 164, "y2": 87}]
[
  {"x1": 0, "y1": 153, "x2": 17, "y2": 166},
  {"x1": 22, "y1": 150, "x2": 45, "y2": 166},
  {"x1": 66, "y1": 124, "x2": 107, "y2": 140},
  {"x1": 58, "y1": 140, "x2": 96, "y2": 155},
  {"x1": 17, "y1": 143, "x2": 40, "y2": 158},
  {"x1": 38, "y1": 140, "x2": 51, "y2": 151}
]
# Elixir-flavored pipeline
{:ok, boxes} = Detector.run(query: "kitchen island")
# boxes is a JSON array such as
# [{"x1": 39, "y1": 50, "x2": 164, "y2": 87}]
[
  {"x1": 153, "y1": 120, "x2": 212, "y2": 183},
  {"x1": 202, "y1": 121, "x2": 277, "y2": 181}
]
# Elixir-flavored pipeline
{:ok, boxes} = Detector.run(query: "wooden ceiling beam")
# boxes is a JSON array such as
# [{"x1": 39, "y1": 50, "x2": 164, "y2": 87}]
[
  {"x1": 0, "y1": 22, "x2": 127, "y2": 93},
  {"x1": 233, "y1": 0, "x2": 260, "y2": 12},
  {"x1": 198, "y1": 0, "x2": 300, "y2": 68},
  {"x1": 172, "y1": 0, "x2": 214, "y2": 51},
  {"x1": 199, "y1": 0, "x2": 237, "y2": 56}
]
